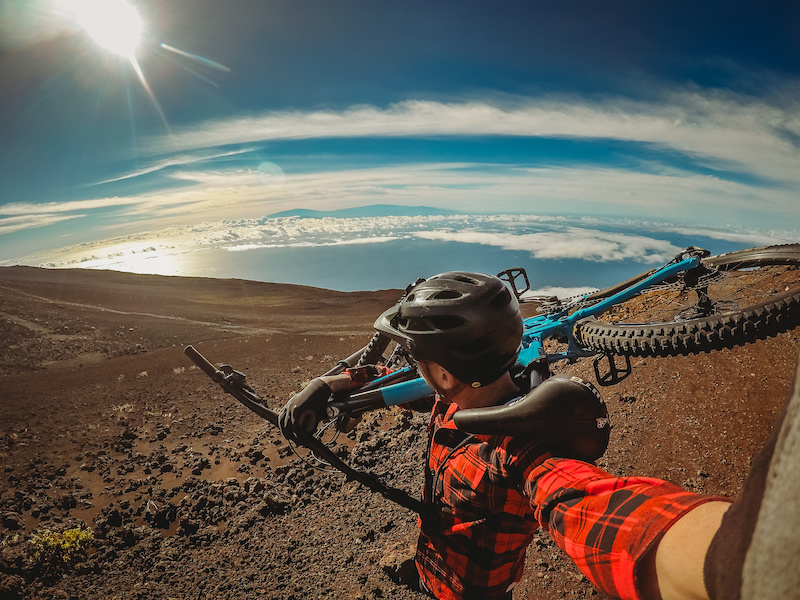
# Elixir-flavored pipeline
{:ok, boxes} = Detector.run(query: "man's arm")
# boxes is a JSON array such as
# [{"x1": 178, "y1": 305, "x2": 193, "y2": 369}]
[{"x1": 522, "y1": 457, "x2": 726, "y2": 600}]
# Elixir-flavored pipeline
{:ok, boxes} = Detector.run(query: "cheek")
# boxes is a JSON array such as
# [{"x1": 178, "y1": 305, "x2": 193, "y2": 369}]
[
  {"x1": 417, "y1": 363, "x2": 444, "y2": 395},
  {"x1": 417, "y1": 362, "x2": 430, "y2": 380}
]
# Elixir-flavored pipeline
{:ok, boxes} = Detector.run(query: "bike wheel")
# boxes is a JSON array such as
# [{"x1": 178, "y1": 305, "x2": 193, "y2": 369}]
[
  {"x1": 575, "y1": 244, "x2": 800, "y2": 356},
  {"x1": 356, "y1": 332, "x2": 392, "y2": 367}
]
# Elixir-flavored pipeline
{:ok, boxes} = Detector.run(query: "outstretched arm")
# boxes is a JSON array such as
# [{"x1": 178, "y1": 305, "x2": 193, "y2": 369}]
[{"x1": 523, "y1": 457, "x2": 728, "y2": 600}]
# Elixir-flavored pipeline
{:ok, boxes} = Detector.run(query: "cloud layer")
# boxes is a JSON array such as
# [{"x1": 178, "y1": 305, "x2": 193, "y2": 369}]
[{"x1": 16, "y1": 212, "x2": 785, "y2": 272}]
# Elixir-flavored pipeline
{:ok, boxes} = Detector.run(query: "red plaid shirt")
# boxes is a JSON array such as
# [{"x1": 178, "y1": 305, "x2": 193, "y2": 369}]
[{"x1": 416, "y1": 398, "x2": 720, "y2": 600}]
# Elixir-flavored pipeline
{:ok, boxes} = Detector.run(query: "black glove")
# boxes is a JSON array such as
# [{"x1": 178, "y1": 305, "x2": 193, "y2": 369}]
[{"x1": 279, "y1": 378, "x2": 332, "y2": 443}]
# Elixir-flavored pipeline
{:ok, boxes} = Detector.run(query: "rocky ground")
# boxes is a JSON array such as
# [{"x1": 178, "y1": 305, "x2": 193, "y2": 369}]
[{"x1": 1, "y1": 265, "x2": 798, "y2": 600}]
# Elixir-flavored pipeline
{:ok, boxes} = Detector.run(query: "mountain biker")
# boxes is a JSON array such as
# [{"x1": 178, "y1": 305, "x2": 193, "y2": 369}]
[{"x1": 279, "y1": 271, "x2": 794, "y2": 600}]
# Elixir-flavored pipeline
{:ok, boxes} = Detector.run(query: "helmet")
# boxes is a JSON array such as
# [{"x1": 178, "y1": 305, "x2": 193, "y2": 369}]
[{"x1": 373, "y1": 272, "x2": 522, "y2": 387}]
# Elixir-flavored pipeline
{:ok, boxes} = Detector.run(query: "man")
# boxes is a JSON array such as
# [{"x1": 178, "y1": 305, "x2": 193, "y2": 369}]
[{"x1": 280, "y1": 271, "x2": 798, "y2": 600}]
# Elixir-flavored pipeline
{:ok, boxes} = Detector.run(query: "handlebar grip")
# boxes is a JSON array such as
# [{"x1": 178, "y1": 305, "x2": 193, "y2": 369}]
[{"x1": 184, "y1": 345, "x2": 222, "y2": 381}]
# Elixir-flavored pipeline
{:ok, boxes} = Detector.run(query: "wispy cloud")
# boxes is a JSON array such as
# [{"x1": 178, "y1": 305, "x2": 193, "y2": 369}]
[
  {"x1": 414, "y1": 228, "x2": 682, "y2": 263},
  {"x1": 94, "y1": 147, "x2": 260, "y2": 185},
  {"x1": 146, "y1": 92, "x2": 800, "y2": 186},
  {"x1": 0, "y1": 197, "x2": 139, "y2": 215},
  {"x1": 0, "y1": 213, "x2": 85, "y2": 235}
]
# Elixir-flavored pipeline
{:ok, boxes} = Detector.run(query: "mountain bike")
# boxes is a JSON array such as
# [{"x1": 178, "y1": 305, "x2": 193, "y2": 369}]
[{"x1": 185, "y1": 243, "x2": 800, "y2": 511}]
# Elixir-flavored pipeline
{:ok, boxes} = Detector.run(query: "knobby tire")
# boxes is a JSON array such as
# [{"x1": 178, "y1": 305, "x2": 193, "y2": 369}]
[
  {"x1": 575, "y1": 244, "x2": 800, "y2": 357},
  {"x1": 356, "y1": 332, "x2": 392, "y2": 367}
]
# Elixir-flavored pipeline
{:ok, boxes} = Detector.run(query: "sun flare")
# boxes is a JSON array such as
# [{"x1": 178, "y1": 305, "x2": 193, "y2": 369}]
[{"x1": 67, "y1": 0, "x2": 143, "y2": 58}]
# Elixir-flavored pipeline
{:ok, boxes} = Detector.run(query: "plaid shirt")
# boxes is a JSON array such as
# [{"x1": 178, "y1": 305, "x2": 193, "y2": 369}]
[{"x1": 416, "y1": 398, "x2": 719, "y2": 600}]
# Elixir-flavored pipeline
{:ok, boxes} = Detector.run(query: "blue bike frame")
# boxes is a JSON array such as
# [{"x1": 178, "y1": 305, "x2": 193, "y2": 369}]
[{"x1": 518, "y1": 254, "x2": 700, "y2": 366}]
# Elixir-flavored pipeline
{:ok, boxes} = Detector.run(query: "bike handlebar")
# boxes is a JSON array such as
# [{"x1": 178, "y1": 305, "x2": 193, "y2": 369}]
[
  {"x1": 184, "y1": 345, "x2": 280, "y2": 426},
  {"x1": 184, "y1": 344, "x2": 225, "y2": 382}
]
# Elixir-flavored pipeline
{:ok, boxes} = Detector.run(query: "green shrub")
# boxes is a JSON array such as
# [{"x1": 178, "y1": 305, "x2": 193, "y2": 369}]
[{"x1": 30, "y1": 527, "x2": 94, "y2": 566}]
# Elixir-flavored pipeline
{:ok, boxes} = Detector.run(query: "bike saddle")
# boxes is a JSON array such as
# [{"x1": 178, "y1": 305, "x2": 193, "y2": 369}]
[{"x1": 453, "y1": 376, "x2": 611, "y2": 462}]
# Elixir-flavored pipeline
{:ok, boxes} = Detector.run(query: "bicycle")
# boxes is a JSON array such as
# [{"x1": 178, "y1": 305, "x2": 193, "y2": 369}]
[{"x1": 185, "y1": 243, "x2": 800, "y2": 512}]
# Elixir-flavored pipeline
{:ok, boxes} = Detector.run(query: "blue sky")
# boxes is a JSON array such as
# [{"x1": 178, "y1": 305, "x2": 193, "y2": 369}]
[{"x1": 1, "y1": 0, "x2": 799, "y2": 266}]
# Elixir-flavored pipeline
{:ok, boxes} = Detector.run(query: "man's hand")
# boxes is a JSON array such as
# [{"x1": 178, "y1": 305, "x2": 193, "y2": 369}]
[
  {"x1": 279, "y1": 378, "x2": 332, "y2": 442},
  {"x1": 278, "y1": 374, "x2": 352, "y2": 442}
]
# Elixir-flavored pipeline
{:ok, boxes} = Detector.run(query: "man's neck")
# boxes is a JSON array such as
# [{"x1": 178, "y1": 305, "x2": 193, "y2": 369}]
[{"x1": 448, "y1": 373, "x2": 519, "y2": 410}]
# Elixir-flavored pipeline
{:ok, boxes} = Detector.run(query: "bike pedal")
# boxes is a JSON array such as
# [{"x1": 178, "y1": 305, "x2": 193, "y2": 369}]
[{"x1": 593, "y1": 353, "x2": 632, "y2": 386}]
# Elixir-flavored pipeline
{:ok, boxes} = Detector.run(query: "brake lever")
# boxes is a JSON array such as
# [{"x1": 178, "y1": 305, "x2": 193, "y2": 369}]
[{"x1": 218, "y1": 364, "x2": 256, "y2": 394}]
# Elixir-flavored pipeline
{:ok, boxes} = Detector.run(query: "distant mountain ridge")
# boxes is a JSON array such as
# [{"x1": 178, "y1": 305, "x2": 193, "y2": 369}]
[{"x1": 267, "y1": 204, "x2": 457, "y2": 218}]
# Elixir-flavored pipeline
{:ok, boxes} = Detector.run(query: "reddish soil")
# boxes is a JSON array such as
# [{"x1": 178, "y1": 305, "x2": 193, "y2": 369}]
[{"x1": 1, "y1": 266, "x2": 798, "y2": 600}]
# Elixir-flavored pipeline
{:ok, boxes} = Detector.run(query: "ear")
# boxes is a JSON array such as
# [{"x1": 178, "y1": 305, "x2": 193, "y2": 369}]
[{"x1": 422, "y1": 361, "x2": 461, "y2": 393}]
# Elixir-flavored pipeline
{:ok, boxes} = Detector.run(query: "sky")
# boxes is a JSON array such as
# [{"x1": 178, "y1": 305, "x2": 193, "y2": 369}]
[{"x1": 1, "y1": 0, "x2": 799, "y2": 280}]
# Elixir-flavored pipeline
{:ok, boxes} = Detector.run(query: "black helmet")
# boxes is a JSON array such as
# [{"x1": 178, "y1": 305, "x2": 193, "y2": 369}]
[{"x1": 373, "y1": 272, "x2": 522, "y2": 387}]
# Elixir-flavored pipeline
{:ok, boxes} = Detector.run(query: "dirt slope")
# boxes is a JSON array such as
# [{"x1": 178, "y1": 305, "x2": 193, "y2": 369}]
[{"x1": 1, "y1": 266, "x2": 798, "y2": 600}]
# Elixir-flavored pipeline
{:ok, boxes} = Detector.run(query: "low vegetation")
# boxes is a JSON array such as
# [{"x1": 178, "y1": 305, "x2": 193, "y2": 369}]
[{"x1": 29, "y1": 527, "x2": 94, "y2": 568}]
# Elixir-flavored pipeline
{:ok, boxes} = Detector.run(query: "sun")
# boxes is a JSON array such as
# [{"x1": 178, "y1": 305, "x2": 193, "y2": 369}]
[
  {"x1": 54, "y1": 0, "x2": 225, "y2": 133},
  {"x1": 67, "y1": 0, "x2": 143, "y2": 59}
]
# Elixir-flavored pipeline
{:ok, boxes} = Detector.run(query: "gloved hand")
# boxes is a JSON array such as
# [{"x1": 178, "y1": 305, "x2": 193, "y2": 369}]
[{"x1": 279, "y1": 378, "x2": 332, "y2": 443}]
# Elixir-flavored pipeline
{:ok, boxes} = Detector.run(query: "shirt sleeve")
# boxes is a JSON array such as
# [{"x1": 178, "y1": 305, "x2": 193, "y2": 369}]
[{"x1": 521, "y1": 456, "x2": 719, "y2": 600}]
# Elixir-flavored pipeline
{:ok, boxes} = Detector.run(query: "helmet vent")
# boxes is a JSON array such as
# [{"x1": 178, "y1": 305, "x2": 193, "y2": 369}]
[
  {"x1": 453, "y1": 275, "x2": 480, "y2": 285},
  {"x1": 400, "y1": 315, "x2": 463, "y2": 332},
  {"x1": 432, "y1": 290, "x2": 462, "y2": 300},
  {"x1": 489, "y1": 288, "x2": 512, "y2": 310}
]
